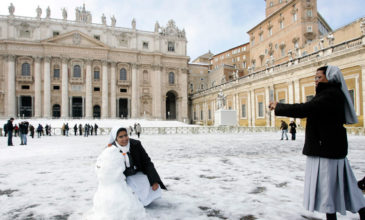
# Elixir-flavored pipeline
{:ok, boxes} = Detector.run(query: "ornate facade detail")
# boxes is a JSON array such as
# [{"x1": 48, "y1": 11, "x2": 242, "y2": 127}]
[
  {"x1": 72, "y1": 33, "x2": 81, "y2": 45},
  {"x1": 75, "y1": 4, "x2": 92, "y2": 24},
  {"x1": 111, "y1": 16, "x2": 116, "y2": 27},
  {"x1": 36, "y1": 6, "x2": 42, "y2": 19},
  {"x1": 46, "y1": 6, "x2": 51, "y2": 19},
  {"x1": 132, "y1": 18, "x2": 136, "y2": 30},
  {"x1": 160, "y1": 20, "x2": 186, "y2": 39},
  {"x1": 62, "y1": 8, "x2": 67, "y2": 20},
  {"x1": 361, "y1": 18, "x2": 365, "y2": 35},
  {"x1": 101, "y1": 14, "x2": 106, "y2": 25}
]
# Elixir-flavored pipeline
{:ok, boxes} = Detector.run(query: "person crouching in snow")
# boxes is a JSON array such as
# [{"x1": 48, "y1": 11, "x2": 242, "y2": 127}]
[{"x1": 108, "y1": 126, "x2": 166, "y2": 206}]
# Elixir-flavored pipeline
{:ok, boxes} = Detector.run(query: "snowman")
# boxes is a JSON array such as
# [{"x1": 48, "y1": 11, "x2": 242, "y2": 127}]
[{"x1": 84, "y1": 146, "x2": 147, "y2": 220}]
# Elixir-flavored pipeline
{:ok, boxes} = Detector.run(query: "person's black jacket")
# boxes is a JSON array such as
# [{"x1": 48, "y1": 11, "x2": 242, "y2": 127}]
[
  {"x1": 113, "y1": 138, "x2": 167, "y2": 190},
  {"x1": 275, "y1": 82, "x2": 347, "y2": 159},
  {"x1": 19, "y1": 122, "x2": 29, "y2": 134},
  {"x1": 289, "y1": 122, "x2": 297, "y2": 133},
  {"x1": 6, "y1": 120, "x2": 13, "y2": 132}
]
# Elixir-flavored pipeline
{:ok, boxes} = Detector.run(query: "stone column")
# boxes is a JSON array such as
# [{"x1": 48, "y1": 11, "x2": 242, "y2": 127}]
[
  {"x1": 180, "y1": 68, "x2": 188, "y2": 122},
  {"x1": 131, "y1": 63, "x2": 139, "y2": 118},
  {"x1": 7, "y1": 55, "x2": 16, "y2": 117},
  {"x1": 250, "y1": 89, "x2": 256, "y2": 127},
  {"x1": 235, "y1": 93, "x2": 240, "y2": 122},
  {"x1": 110, "y1": 62, "x2": 116, "y2": 118},
  {"x1": 101, "y1": 61, "x2": 109, "y2": 118},
  {"x1": 294, "y1": 79, "x2": 300, "y2": 125},
  {"x1": 85, "y1": 59, "x2": 92, "y2": 118},
  {"x1": 34, "y1": 57, "x2": 42, "y2": 117},
  {"x1": 43, "y1": 57, "x2": 51, "y2": 118},
  {"x1": 247, "y1": 90, "x2": 252, "y2": 127},
  {"x1": 265, "y1": 86, "x2": 270, "y2": 126},
  {"x1": 153, "y1": 65, "x2": 162, "y2": 119},
  {"x1": 61, "y1": 57, "x2": 69, "y2": 118}
]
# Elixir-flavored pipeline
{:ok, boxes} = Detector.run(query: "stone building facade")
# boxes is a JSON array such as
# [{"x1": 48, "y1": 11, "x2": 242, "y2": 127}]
[
  {"x1": 0, "y1": 4, "x2": 189, "y2": 121},
  {"x1": 191, "y1": 0, "x2": 365, "y2": 128}
]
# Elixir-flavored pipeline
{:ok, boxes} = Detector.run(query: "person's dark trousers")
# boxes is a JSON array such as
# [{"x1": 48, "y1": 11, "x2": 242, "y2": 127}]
[
  {"x1": 8, "y1": 131, "x2": 13, "y2": 146},
  {"x1": 326, "y1": 213, "x2": 336, "y2": 220},
  {"x1": 137, "y1": 132, "x2": 140, "y2": 138},
  {"x1": 291, "y1": 133, "x2": 296, "y2": 140},
  {"x1": 4, "y1": 131, "x2": 7, "y2": 137}
]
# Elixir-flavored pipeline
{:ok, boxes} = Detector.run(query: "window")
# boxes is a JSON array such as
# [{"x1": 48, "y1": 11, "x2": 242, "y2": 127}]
[
  {"x1": 348, "y1": 89, "x2": 355, "y2": 106},
  {"x1": 281, "y1": 48, "x2": 285, "y2": 57},
  {"x1": 268, "y1": 27, "x2": 273, "y2": 36},
  {"x1": 120, "y1": 88, "x2": 127, "y2": 93},
  {"x1": 252, "y1": 39, "x2": 255, "y2": 46},
  {"x1": 208, "y1": 109, "x2": 211, "y2": 120},
  {"x1": 237, "y1": 57, "x2": 240, "y2": 61},
  {"x1": 94, "y1": 87, "x2": 100, "y2": 91},
  {"x1": 307, "y1": 26, "x2": 313, "y2": 32},
  {"x1": 243, "y1": 55, "x2": 246, "y2": 59},
  {"x1": 73, "y1": 65, "x2": 81, "y2": 78},
  {"x1": 306, "y1": 95, "x2": 314, "y2": 102},
  {"x1": 242, "y1": 46, "x2": 246, "y2": 51},
  {"x1": 21, "y1": 85, "x2": 30, "y2": 90},
  {"x1": 94, "y1": 67, "x2": 100, "y2": 80},
  {"x1": 143, "y1": 41, "x2": 149, "y2": 49},
  {"x1": 270, "y1": 1, "x2": 273, "y2": 7},
  {"x1": 280, "y1": 21, "x2": 284, "y2": 29},
  {"x1": 21, "y1": 63, "x2": 30, "y2": 76},
  {"x1": 143, "y1": 70, "x2": 148, "y2": 81},
  {"x1": 293, "y1": 13, "x2": 297, "y2": 22},
  {"x1": 259, "y1": 33, "x2": 263, "y2": 41},
  {"x1": 94, "y1": 35, "x2": 100, "y2": 40},
  {"x1": 120, "y1": 68, "x2": 127, "y2": 80},
  {"x1": 53, "y1": 66, "x2": 60, "y2": 79},
  {"x1": 258, "y1": 102, "x2": 264, "y2": 117},
  {"x1": 200, "y1": 84, "x2": 204, "y2": 90},
  {"x1": 53, "y1": 85, "x2": 60, "y2": 90},
  {"x1": 169, "y1": 72, "x2": 175, "y2": 84},
  {"x1": 279, "y1": 0, "x2": 282, "y2": 3},
  {"x1": 53, "y1": 31, "x2": 60, "y2": 37},
  {"x1": 242, "y1": 61, "x2": 247, "y2": 68},
  {"x1": 306, "y1": 9, "x2": 312, "y2": 17},
  {"x1": 168, "y1": 41, "x2": 175, "y2": 52},
  {"x1": 241, "y1": 104, "x2": 246, "y2": 118}
]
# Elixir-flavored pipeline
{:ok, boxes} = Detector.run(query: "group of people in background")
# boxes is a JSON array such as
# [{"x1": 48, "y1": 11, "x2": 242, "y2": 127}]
[
  {"x1": 71, "y1": 123, "x2": 99, "y2": 137},
  {"x1": 128, "y1": 123, "x2": 142, "y2": 138},
  {"x1": 280, "y1": 120, "x2": 297, "y2": 140}
]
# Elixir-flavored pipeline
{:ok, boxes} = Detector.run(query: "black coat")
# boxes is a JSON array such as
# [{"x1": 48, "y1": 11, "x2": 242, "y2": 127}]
[
  {"x1": 6, "y1": 120, "x2": 13, "y2": 132},
  {"x1": 289, "y1": 122, "x2": 296, "y2": 133},
  {"x1": 275, "y1": 82, "x2": 348, "y2": 159},
  {"x1": 113, "y1": 138, "x2": 167, "y2": 190}
]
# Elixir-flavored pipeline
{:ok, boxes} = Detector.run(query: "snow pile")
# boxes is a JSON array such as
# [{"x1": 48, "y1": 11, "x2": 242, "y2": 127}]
[{"x1": 84, "y1": 147, "x2": 146, "y2": 220}]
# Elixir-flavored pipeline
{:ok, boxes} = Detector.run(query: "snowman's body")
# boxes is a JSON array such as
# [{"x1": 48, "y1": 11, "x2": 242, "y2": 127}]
[{"x1": 85, "y1": 146, "x2": 146, "y2": 220}]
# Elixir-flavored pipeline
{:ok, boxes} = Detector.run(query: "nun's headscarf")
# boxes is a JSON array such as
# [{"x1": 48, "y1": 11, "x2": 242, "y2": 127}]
[
  {"x1": 108, "y1": 126, "x2": 128, "y2": 145},
  {"x1": 325, "y1": 66, "x2": 358, "y2": 124}
]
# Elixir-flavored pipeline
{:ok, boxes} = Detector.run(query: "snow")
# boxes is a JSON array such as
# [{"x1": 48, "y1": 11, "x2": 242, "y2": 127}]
[{"x1": 0, "y1": 131, "x2": 364, "y2": 220}]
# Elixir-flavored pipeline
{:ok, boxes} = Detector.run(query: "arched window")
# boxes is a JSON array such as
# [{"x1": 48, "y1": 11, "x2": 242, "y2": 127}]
[
  {"x1": 53, "y1": 65, "x2": 60, "y2": 79},
  {"x1": 94, "y1": 67, "x2": 100, "y2": 80},
  {"x1": 169, "y1": 72, "x2": 175, "y2": 84},
  {"x1": 21, "y1": 63, "x2": 30, "y2": 76},
  {"x1": 52, "y1": 104, "x2": 61, "y2": 118},
  {"x1": 73, "y1": 65, "x2": 81, "y2": 78},
  {"x1": 120, "y1": 68, "x2": 127, "y2": 80}
]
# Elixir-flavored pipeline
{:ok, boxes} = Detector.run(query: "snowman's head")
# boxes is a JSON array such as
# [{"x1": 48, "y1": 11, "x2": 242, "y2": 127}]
[{"x1": 95, "y1": 147, "x2": 126, "y2": 184}]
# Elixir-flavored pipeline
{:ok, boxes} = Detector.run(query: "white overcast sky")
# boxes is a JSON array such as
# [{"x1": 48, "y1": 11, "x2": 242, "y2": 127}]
[{"x1": 1, "y1": 0, "x2": 364, "y2": 61}]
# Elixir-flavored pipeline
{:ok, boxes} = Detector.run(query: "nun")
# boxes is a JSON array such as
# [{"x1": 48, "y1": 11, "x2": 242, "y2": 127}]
[
  {"x1": 108, "y1": 126, "x2": 166, "y2": 206},
  {"x1": 269, "y1": 66, "x2": 365, "y2": 220}
]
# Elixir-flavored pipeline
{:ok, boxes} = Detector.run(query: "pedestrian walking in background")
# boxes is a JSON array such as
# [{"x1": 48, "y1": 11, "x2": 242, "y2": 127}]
[
  {"x1": 19, "y1": 121, "x2": 29, "y2": 145},
  {"x1": 128, "y1": 125, "x2": 133, "y2": 136},
  {"x1": 3, "y1": 123, "x2": 8, "y2": 137},
  {"x1": 74, "y1": 124, "x2": 78, "y2": 136},
  {"x1": 289, "y1": 121, "x2": 297, "y2": 140},
  {"x1": 45, "y1": 124, "x2": 49, "y2": 136},
  {"x1": 269, "y1": 66, "x2": 365, "y2": 220},
  {"x1": 7, "y1": 118, "x2": 14, "y2": 146},
  {"x1": 94, "y1": 123, "x2": 98, "y2": 136},
  {"x1": 62, "y1": 123, "x2": 66, "y2": 136},
  {"x1": 65, "y1": 123, "x2": 69, "y2": 136},
  {"x1": 36, "y1": 124, "x2": 43, "y2": 138},
  {"x1": 135, "y1": 123, "x2": 142, "y2": 138},
  {"x1": 79, "y1": 124, "x2": 83, "y2": 136},
  {"x1": 29, "y1": 124, "x2": 35, "y2": 138},
  {"x1": 280, "y1": 120, "x2": 288, "y2": 140}
]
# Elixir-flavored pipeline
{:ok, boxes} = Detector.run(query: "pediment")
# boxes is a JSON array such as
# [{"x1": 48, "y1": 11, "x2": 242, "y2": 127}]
[{"x1": 42, "y1": 30, "x2": 109, "y2": 49}]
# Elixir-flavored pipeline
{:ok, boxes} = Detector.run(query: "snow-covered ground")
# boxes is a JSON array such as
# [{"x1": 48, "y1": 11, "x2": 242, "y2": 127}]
[
  {"x1": 0, "y1": 119, "x2": 195, "y2": 129},
  {"x1": 0, "y1": 132, "x2": 364, "y2": 220}
]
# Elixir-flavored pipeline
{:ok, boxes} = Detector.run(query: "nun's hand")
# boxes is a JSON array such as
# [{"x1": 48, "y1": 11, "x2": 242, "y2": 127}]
[
  {"x1": 152, "y1": 183, "x2": 159, "y2": 191},
  {"x1": 269, "y1": 101, "x2": 277, "y2": 111}
]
